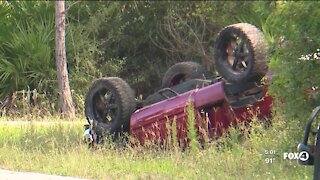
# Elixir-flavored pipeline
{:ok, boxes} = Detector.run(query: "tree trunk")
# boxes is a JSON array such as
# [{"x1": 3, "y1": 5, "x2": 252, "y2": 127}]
[{"x1": 55, "y1": 1, "x2": 75, "y2": 119}]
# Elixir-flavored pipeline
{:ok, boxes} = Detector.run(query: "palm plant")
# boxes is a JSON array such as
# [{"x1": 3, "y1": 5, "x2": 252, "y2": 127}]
[{"x1": 0, "y1": 2, "x2": 56, "y2": 98}]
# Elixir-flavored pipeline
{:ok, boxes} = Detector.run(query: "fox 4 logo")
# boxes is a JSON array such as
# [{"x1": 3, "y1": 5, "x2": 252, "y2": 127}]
[{"x1": 283, "y1": 151, "x2": 309, "y2": 161}]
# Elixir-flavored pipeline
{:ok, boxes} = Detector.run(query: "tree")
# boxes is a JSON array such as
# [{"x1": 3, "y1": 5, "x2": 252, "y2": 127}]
[{"x1": 55, "y1": 1, "x2": 75, "y2": 119}]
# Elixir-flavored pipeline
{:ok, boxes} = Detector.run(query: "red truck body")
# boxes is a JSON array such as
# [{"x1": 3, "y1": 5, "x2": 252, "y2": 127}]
[{"x1": 130, "y1": 80, "x2": 273, "y2": 145}]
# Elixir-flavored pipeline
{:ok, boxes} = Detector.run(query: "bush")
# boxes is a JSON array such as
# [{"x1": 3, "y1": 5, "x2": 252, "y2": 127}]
[{"x1": 265, "y1": 2, "x2": 320, "y2": 121}]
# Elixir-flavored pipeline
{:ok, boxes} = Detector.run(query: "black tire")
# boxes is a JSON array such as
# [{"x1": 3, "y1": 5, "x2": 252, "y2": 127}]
[
  {"x1": 84, "y1": 77, "x2": 136, "y2": 139},
  {"x1": 214, "y1": 23, "x2": 269, "y2": 83},
  {"x1": 314, "y1": 128, "x2": 320, "y2": 180},
  {"x1": 162, "y1": 61, "x2": 210, "y2": 88}
]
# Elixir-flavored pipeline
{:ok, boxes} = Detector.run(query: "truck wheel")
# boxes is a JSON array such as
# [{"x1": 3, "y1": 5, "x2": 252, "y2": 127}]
[
  {"x1": 162, "y1": 61, "x2": 209, "y2": 88},
  {"x1": 314, "y1": 129, "x2": 320, "y2": 180},
  {"x1": 214, "y1": 23, "x2": 269, "y2": 83},
  {"x1": 84, "y1": 77, "x2": 136, "y2": 139}
]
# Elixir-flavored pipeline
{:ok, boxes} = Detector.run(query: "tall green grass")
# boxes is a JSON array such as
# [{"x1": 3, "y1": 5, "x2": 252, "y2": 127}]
[
  {"x1": 0, "y1": 111, "x2": 314, "y2": 179},
  {"x1": 187, "y1": 103, "x2": 199, "y2": 154}
]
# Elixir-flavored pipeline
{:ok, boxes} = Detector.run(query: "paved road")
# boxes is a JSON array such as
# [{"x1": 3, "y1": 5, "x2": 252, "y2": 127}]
[{"x1": 0, "y1": 169, "x2": 90, "y2": 180}]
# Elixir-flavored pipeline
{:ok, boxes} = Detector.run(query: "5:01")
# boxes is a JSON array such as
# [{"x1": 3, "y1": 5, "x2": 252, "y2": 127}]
[{"x1": 265, "y1": 149, "x2": 276, "y2": 155}]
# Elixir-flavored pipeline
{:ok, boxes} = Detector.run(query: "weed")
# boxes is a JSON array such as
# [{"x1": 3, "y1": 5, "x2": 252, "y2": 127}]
[{"x1": 186, "y1": 102, "x2": 199, "y2": 154}]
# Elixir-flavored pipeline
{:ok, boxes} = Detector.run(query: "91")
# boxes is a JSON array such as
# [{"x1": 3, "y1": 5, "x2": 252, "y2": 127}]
[{"x1": 265, "y1": 158, "x2": 275, "y2": 164}]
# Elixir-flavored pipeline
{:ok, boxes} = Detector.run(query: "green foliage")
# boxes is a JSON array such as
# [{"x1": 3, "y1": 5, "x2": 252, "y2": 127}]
[
  {"x1": 0, "y1": 2, "x2": 56, "y2": 97},
  {"x1": 265, "y1": 2, "x2": 320, "y2": 120},
  {"x1": 0, "y1": 1, "x2": 319, "y2": 119}
]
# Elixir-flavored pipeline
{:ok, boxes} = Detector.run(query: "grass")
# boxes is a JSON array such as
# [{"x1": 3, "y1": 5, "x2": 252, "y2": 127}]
[{"x1": 0, "y1": 114, "x2": 315, "y2": 179}]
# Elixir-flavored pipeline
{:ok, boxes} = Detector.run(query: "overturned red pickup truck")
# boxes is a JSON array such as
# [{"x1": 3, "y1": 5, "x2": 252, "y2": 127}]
[{"x1": 83, "y1": 23, "x2": 273, "y2": 146}]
